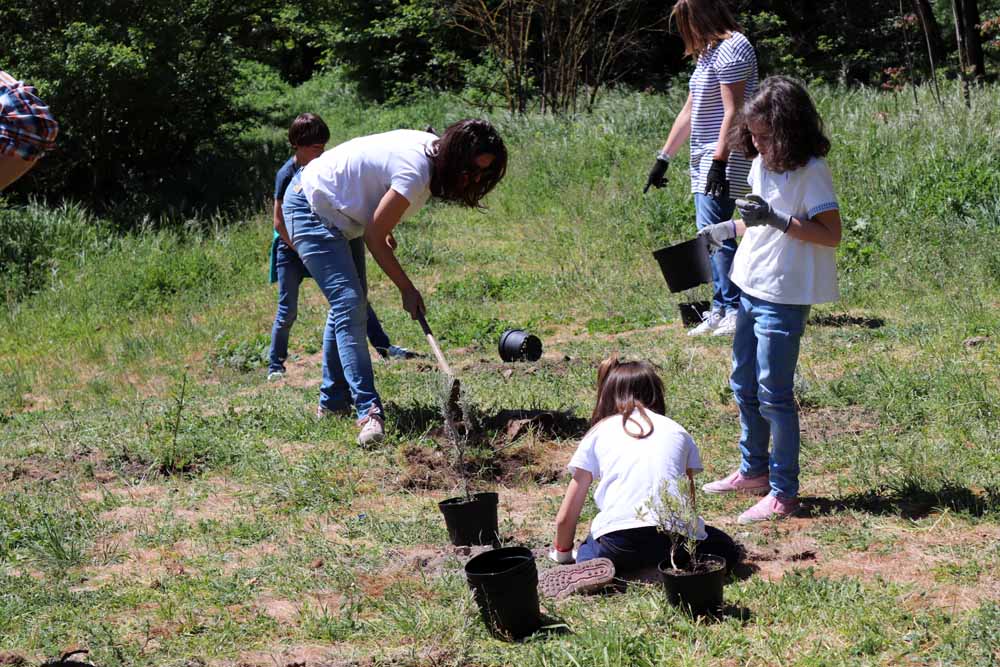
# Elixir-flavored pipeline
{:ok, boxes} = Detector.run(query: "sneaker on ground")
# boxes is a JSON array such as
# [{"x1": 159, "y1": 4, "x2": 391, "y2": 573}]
[
  {"x1": 537, "y1": 558, "x2": 615, "y2": 600},
  {"x1": 316, "y1": 404, "x2": 353, "y2": 419},
  {"x1": 738, "y1": 494, "x2": 800, "y2": 524},
  {"x1": 702, "y1": 470, "x2": 770, "y2": 495},
  {"x1": 711, "y1": 310, "x2": 738, "y2": 336},
  {"x1": 357, "y1": 412, "x2": 385, "y2": 445},
  {"x1": 687, "y1": 310, "x2": 723, "y2": 337},
  {"x1": 267, "y1": 370, "x2": 285, "y2": 382}
]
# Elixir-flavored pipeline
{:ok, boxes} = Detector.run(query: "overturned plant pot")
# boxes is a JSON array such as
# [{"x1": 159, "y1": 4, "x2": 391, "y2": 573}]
[
  {"x1": 465, "y1": 546, "x2": 541, "y2": 640},
  {"x1": 678, "y1": 300, "x2": 711, "y2": 327},
  {"x1": 498, "y1": 329, "x2": 543, "y2": 362},
  {"x1": 438, "y1": 492, "x2": 499, "y2": 546},
  {"x1": 658, "y1": 554, "x2": 726, "y2": 616}
]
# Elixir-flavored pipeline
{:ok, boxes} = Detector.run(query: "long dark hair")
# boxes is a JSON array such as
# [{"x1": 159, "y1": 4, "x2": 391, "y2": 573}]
[
  {"x1": 671, "y1": 0, "x2": 741, "y2": 57},
  {"x1": 590, "y1": 356, "x2": 667, "y2": 439},
  {"x1": 730, "y1": 76, "x2": 831, "y2": 173},
  {"x1": 426, "y1": 119, "x2": 507, "y2": 208}
]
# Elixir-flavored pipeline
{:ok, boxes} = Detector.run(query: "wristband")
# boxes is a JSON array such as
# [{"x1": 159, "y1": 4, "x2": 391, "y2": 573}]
[
  {"x1": 656, "y1": 151, "x2": 670, "y2": 163},
  {"x1": 554, "y1": 543, "x2": 573, "y2": 553}
]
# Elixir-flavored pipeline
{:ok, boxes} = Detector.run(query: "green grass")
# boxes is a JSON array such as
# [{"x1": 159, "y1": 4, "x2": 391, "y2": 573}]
[{"x1": 0, "y1": 76, "x2": 998, "y2": 665}]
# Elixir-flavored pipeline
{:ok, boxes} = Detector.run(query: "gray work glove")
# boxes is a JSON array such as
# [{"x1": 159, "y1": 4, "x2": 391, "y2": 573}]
[
  {"x1": 736, "y1": 194, "x2": 793, "y2": 232},
  {"x1": 697, "y1": 220, "x2": 737, "y2": 252}
]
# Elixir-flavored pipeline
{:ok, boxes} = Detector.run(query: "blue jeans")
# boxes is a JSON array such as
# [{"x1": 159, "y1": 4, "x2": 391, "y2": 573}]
[
  {"x1": 268, "y1": 241, "x2": 306, "y2": 373},
  {"x1": 576, "y1": 525, "x2": 739, "y2": 575},
  {"x1": 694, "y1": 193, "x2": 740, "y2": 314},
  {"x1": 730, "y1": 294, "x2": 811, "y2": 498},
  {"x1": 283, "y1": 174, "x2": 381, "y2": 418},
  {"x1": 268, "y1": 239, "x2": 392, "y2": 373}
]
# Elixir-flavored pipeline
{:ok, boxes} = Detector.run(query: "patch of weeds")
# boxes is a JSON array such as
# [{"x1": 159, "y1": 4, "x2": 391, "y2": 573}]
[
  {"x1": 436, "y1": 273, "x2": 543, "y2": 302},
  {"x1": 931, "y1": 560, "x2": 984, "y2": 585},
  {"x1": 809, "y1": 517, "x2": 881, "y2": 554},
  {"x1": 342, "y1": 512, "x2": 445, "y2": 546},
  {"x1": 209, "y1": 333, "x2": 269, "y2": 373},
  {"x1": 585, "y1": 311, "x2": 660, "y2": 335},
  {"x1": 302, "y1": 593, "x2": 364, "y2": 641}
]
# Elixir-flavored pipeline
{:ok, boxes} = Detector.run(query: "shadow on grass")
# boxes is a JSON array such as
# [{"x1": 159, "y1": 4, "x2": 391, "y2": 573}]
[
  {"x1": 802, "y1": 481, "x2": 1000, "y2": 520},
  {"x1": 809, "y1": 312, "x2": 885, "y2": 329}
]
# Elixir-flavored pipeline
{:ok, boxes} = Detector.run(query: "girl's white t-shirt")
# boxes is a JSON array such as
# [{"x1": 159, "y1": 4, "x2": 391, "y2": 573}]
[
  {"x1": 568, "y1": 410, "x2": 706, "y2": 541},
  {"x1": 300, "y1": 129, "x2": 436, "y2": 239},
  {"x1": 730, "y1": 156, "x2": 840, "y2": 305}
]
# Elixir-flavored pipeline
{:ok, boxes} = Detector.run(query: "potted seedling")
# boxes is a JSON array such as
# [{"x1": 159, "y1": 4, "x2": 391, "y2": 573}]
[
  {"x1": 641, "y1": 475, "x2": 726, "y2": 616},
  {"x1": 435, "y1": 382, "x2": 499, "y2": 547}
]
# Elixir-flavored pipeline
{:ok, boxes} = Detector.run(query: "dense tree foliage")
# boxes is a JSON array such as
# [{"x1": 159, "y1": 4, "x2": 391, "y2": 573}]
[{"x1": 2, "y1": 0, "x2": 999, "y2": 219}]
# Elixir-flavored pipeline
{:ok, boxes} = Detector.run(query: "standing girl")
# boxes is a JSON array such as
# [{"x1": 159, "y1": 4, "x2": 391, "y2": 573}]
[
  {"x1": 539, "y1": 356, "x2": 740, "y2": 599},
  {"x1": 645, "y1": 0, "x2": 758, "y2": 337},
  {"x1": 282, "y1": 119, "x2": 507, "y2": 444},
  {"x1": 698, "y1": 76, "x2": 842, "y2": 523}
]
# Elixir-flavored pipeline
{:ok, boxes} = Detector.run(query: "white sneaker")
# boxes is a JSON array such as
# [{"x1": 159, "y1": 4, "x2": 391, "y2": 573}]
[
  {"x1": 712, "y1": 310, "x2": 738, "y2": 336},
  {"x1": 687, "y1": 310, "x2": 723, "y2": 337},
  {"x1": 357, "y1": 413, "x2": 385, "y2": 445},
  {"x1": 267, "y1": 370, "x2": 285, "y2": 382}
]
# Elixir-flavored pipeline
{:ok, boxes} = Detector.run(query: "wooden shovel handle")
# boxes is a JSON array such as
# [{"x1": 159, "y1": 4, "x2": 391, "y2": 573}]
[{"x1": 417, "y1": 313, "x2": 453, "y2": 377}]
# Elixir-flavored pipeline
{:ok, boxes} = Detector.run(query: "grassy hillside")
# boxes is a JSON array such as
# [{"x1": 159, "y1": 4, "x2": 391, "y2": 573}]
[{"x1": 1, "y1": 77, "x2": 998, "y2": 666}]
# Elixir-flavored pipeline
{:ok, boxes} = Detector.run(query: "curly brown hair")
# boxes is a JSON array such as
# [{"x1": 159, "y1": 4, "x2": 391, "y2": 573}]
[
  {"x1": 590, "y1": 355, "x2": 667, "y2": 440},
  {"x1": 730, "y1": 76, "x2": 831, "y2": 173},
  {"x1": 671, "y1": 0, "x2": 741, "y2": 57},
  {"x1": 426, "y1": 119, "x2": 507, "y2": 208}
]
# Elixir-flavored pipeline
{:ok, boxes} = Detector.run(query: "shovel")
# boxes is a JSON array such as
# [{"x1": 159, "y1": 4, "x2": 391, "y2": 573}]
[{"x1": 417, "y1": 313, "x2": 464, "y2": 432}]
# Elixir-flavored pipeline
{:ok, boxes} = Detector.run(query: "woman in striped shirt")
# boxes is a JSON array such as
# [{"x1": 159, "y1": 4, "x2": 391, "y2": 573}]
[{"x1": 645, "y1": 0, "x2": 758, "y2": 337}]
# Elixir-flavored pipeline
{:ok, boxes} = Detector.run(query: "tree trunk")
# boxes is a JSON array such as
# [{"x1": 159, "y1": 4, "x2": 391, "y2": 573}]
[
  {"x1": 910, "y1": 0, "x2": 946, "y2": 63},
  {"x1": 952, "y1": 0, "x2": 971, "y2": 107},
  {"x1": 962, "y1": 0, "x2": 985, "y2": 79}
]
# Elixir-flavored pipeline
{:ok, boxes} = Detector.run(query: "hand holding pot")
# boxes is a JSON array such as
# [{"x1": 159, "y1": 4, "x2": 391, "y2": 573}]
[
  {"x1": 736, "y1": 194, "x2": 792, "y2": 232},
  {"x1": 548, "y1": 545, "x2": 575, "y2": 564},
  {"x1": 697, "y1": 220, "x2": 737, "y2": 252}
]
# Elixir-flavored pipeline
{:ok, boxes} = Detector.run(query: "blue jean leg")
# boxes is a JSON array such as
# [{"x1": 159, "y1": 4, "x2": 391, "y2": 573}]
[
  {"x1": 694, "y1": 193, "x2": 740, "y2": 314},
  {"x1": 285, "y1": 179, "x2": 381, "y2": 418},
  {"x1": 349, "y1": 237, "x2": 391, "y2": 351},
  {"x1": 730, "y1": 294, "x2": 810, "y2": 498},
  {"x1": 269, "y1": 241, "x2": 305, "y2": 373}
]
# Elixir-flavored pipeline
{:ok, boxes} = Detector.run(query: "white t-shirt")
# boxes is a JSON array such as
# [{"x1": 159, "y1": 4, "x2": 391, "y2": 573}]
[
  {"x1": 730, "y1": 156, "x2": 840, "y2": 305},
  {"x1": 300, "y1": 129, "x2": 436, "y2": 239},
  {"x1": 567, "y1": 410, "x2": 706, "y2": 541}
]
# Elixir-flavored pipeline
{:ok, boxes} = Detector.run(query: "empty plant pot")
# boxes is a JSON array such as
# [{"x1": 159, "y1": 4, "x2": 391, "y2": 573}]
[
  {"x1": 438, "y1": 492, "x2": 499, "y2": 546},
  {"x1": 658, "y1": 554, "x2": 726, "y2": 616},
  {"x1": 652, "y1": 236, "x2": 713, "y2": 293},
  {"x1": 498, "y1": 329, "x2": 543, "y2": 362},
  {"x1": 678, "y1": 300, "x2": 711, "y2": 327},
  {"x1": 465, "y1": 546, "x2": 542, "y2": 640}
]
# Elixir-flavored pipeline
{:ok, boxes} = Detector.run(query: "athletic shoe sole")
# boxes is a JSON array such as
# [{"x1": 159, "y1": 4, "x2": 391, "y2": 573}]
[
  {"x1": 537, "y1": 558, "x2": 615, "y2": 600},
  {"x1": 702, "y1": 482, "x2": 770, "y2": 496}
]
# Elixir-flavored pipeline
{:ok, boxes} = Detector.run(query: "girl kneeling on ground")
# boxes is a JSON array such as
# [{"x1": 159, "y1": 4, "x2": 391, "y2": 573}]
[
  {"x1": 539, "y1": 356, "x2": 740, "y2": 599},
  {"x1": 697, "y1": 76, "x2": 842, "y2": 523},
  {"x1": 282, "y1": 120, "x2": 507, "y2": 445}
]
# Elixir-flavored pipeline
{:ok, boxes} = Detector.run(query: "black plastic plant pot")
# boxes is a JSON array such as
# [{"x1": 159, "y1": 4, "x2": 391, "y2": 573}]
[
  {"x1": 438, "y1": 492, "x2": 500, "y2": 546},
  {"x1": 652, "y1": 236, "x2": 713, "y2": 293},
  {"x1": 498, "y1": 329, "x2": 543, "y2": 362},
  {"x1": 465, "y1": 546, "x2": 542, "y2": 640},
  {"x1": 678, "y1": 300, "x2": 712, "y2": 327},
  {"x1": 658, "y1": 555, "x2": 727, "y2": 616}
]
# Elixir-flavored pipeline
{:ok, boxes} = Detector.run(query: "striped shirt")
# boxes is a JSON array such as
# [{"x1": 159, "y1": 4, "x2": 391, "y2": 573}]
[{"x1": 687, "y1": 32, "x2": 757, "y2": 197}]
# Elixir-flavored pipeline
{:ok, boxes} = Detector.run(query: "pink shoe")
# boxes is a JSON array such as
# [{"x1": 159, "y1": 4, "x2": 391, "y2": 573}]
[
  {"x1": 737, "y1": 494, "x2": 800, "y2": 524},
  {"x1": 702, "y1": 470, "x2": 770, "y2": 495}
]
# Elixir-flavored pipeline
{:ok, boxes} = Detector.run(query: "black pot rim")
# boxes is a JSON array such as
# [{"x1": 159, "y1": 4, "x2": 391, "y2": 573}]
[
  {"x1": 438, "y1": 491, "x2": 499, "y2": 509},
  {"x1": 465, "y1": 545, "x2": 535, "y2": 577},
  {"x1": 657, "y1": 554, "x2": 726, "y2": 577}
]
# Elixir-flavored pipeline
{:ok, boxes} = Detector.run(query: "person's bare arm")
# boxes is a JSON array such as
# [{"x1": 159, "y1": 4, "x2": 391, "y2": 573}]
[
  {"x1": 714, "y1": 80, "x2": 746, "y2": 160},
  {"x1": 273, "y1": 199, "x2": 293, "y2": 248},
  {"x1": 660, "y1": 92, "x2": 693, "y2": 159},
  {"x1": 554, "y1": 468, "x2": 593, "y2": 551},
  {"x1": 365, "y1": 189, "x2": 424, "y2": 318},
  {"x1": 786, "y1": 209, "x2": 842, "y2": 247}
]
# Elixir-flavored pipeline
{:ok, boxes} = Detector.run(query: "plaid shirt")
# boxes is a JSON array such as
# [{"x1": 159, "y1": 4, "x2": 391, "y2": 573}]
[{"x1": 0, "y1": 71, "x2": 58, "y2": 161}]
